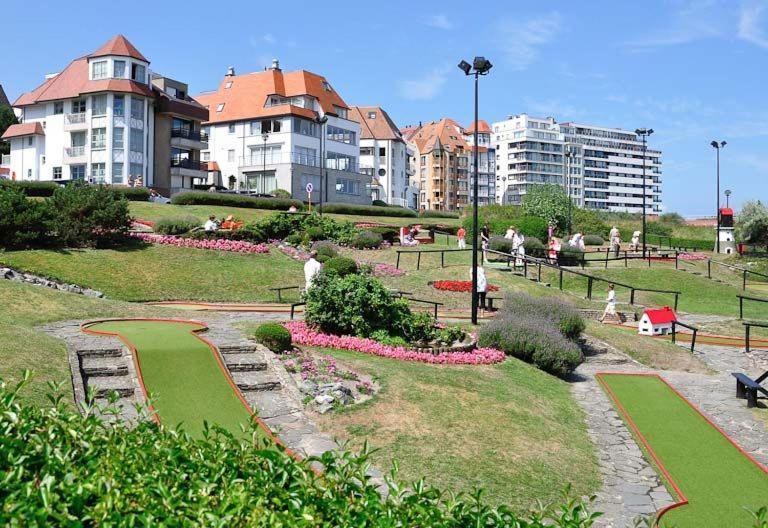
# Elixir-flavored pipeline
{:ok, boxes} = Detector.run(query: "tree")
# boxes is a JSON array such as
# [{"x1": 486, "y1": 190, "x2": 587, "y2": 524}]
[
  {"x1": 0, "y1": 104, "x2": 17, "y2": 156},
  {"x1": 736, "y1": 200, "x2": 768, "y2": 246},
  {"x1": 521, "y1": 184, "x2": 570, "y2": 232}
]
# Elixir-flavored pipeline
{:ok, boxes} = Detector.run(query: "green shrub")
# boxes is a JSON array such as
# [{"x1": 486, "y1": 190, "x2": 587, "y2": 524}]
[
  {"x1": 0, "y1": 186, "x2": 53, "y2": 248},
  {"x1": 420, "y1": 210, "x2": 459, "y2": 219},
  {"x1": 305, "y1": 226, "x2": 325, "y2": 241},
  {"x1": 372, "y1": 199, "x2": 388, "y2": 207},
  {"x1": 646, "y1": 221, "x2": 672, "y2": 237},
  {"x1": 0, "y1": 180, "x2": 59, "y2": 197},
  {"x1": 253, "y1": 323, "x2": 292, "y2": 352},
  {"x1": 659, "y1": 212, "x2": 684, "y2": 225},
  {"x1": 313, "y1": 241, "x2": 338, "y2": 263},
  {"x1": 272, "y1": 188, "x2": 291, "y2": 199},
  {"x1": 582, "y1": 235, "x2": 605, "y2": 246},
  {"x1": 489, "y1": 236, "x2": 514, "y2": 254},
  {"x1": 284, "y1": 233, "x2": 304, "y2": 246},
  {"x1": 154, "y1": 216, "x2": 200, "y2": 235},
  {"x1": 421, "y1": 223, "x2": 459, "y2": 235},
  {"x1": 321, "y1": 202, "x2": 418, "y2": 218},
  {"x1": 113, "y1": 187, "x2": 150, "y2": 201},
  {"x1": 516, "y1": 216, "x2": 549, "y2": 240},
  {"x1": 351, "y1": 230, "x2": 383, "y2": 249},
  {"x1": 523, "y1": 236, "x2": 545, "y2": 252},
  {"x1": 229, "y1": 223, "x2": 266, "y2": 243},
  {"x1": 48, "y1": 182, "x2": 131, "y2": 247},
  {"x1": 323, "y1": 256, "x2": 359, "y2": 277},
  {"x1": 369, "y1": 226, "x2": 399, "y2": 243},
  {"x1": 171, "y1": 191, "x2": 303, "y2": 211},
  {"x1": 558, "y1": 245, "x2": 584, "y2": 266},
  {"x1": 571, "y1": 208, "x2": 609, "y2": 239},
  {"x1": 256, "y1": 213, "x2": 307, "y2": 240},
  {"x1": 369, "y1": 330, "x2": 410, "y2": 347}
]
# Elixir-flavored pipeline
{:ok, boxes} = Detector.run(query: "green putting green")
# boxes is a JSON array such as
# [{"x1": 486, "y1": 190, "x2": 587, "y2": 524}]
[
  {"x1": 598, "y1": 373, "x2": 768, "y2": 527},
  {"x1": 85, "y1": 320, "x2": 258, "y2": 438}
]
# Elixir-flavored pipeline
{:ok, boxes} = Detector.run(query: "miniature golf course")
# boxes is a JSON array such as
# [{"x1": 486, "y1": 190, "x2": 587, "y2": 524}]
[
  {"x1": 84, "y1": 319, "x2": 261, "y2": 438},
  {"x1": 598, "y1": 373, "x2": 768, "y2": 527}
]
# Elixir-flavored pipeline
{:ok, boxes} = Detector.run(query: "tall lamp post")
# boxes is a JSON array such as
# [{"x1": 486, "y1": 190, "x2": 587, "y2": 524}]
[
  {"x1": 565, "y1": 146, "x2": 575, "y2": 235},
  {"x1": 458, "y1": 56, "x2": 493, "y2": 325},
  {"x1": 725, "y1": 189, "x2": 732, "y2": 209},
  {"x1": 711, "y1": 140, "x2": 726, "y2": 253},
  {"x1": 315, "y1": 116, "x2": 328, "y2": 215},
  {"x1": 261, "y1": 132, "x2": 269, "y2": 195},
  {"x1": 635, "y1": 128, "x2": 654, "y2": 256}
]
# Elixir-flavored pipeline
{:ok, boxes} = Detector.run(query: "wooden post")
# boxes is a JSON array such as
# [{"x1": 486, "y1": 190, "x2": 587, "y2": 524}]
[
  {"x1": 433, "y1": 303, "x2": 438, "y2": 320},
  {"x1": 672, "y1": 322, "x2": 676, "y2": 344},
  {"x1": 605, "y1": 248, "x2": 609, "y2": 269},
  {"x1": 559, "y1": 269, "x2": 564, "y2": 290},
  {"x1": 396, "y1": 251, "x2": 401, "y2": 269},
  {"x1": 674, "y1": 293, "x2": 679, "y2": 312},
  {"x1": 417, "y1": 251, "x2": 421, "y2": 271},
  {"x1": 538, "y1": 263, "x2": 542, "y2": 283},
  {"x1": 743, "y1": 270, "x2": 747, "y2": 291},
  {"x1": 746, "y1": 324, "x2": 751, "y2": 352},
  {"x1": 587, "y1": 277, "x2": 593, "y2": 300},
  {"x1": 675, "y1": 251, "x2": 679, "y2": 270},
  {"x1": 625, "y1": 251, "x2": 628, "y2": 268},
  {"x1": 441, "y1": 251, "x2": 445, "y2": 268},
  {"x1": 708, "y1": 259, "x2": 711, "y2": 279},
  {"x1": 523, "y1": 260, "x2": 528, "y2": 278},
  {"x1": 690, "y1": 328, "x2": 697, "y2": 352},
  {"x1": 739, "y1": 296, "x2": 744, "y2": 320},
  {"x1": 630, "y1": 288, "x2": 636, "y2": 305}
]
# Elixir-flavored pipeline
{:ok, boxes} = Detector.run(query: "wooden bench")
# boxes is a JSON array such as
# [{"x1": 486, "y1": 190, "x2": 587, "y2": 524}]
[
  {"x1": 485, "y1": 296, "x2": 502, "y2": 312},
  {"x1": 269, "y1": 286, "x2": 300, "y2": 302},
  {"x1": 731, "y1": 371, "x2": 768, "y2": 408}
]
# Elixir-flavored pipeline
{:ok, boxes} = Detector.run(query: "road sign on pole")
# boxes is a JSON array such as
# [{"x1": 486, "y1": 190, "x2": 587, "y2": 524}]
[{"x1": 306, "y1": 183, "x2": 313, "y2": 213}]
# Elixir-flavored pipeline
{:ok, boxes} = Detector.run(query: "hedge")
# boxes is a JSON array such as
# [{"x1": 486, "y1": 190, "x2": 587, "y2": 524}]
[
  {"x1": 172, "y1": 191, "x2": 303, "y2": 210},
  {"x1": 0, "y1": 181, "x2": 150, "y2": 200},
  {"x1": 420, "y1": 210, "x2": 459, "y2": 219},
  {"x1": 320, "y1": 202, "x2": 418, "y2": 218}
]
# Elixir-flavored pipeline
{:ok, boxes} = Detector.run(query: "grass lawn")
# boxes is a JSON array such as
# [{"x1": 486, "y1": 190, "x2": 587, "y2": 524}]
[
  {"x1": 598, "y1": 373, "x2": 768, "y2": 528},
  {"x1": 300, "y1": 347, "x2": 600, "y2": 509},
  {"x1": 85, "y1": 320, "x2": 257, "y2": 437},
  {"x1": 0, "y1": 242, "x2": 305, "y2": 303}
]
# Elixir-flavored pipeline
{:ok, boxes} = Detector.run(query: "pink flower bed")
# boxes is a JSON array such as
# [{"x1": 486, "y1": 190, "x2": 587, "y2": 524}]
[
  {"x1": 283, "y1": 321, "x2": 505, "y2": 365},
  {"x1": 679, "y1": 252, "x2": 709, "y2": 261},
  {"x1": 130, "y1": 232, "x2": 270, "y2": 254},
  {"x1": 361, "y1": 262, "x2": 406, "y2": 277}
]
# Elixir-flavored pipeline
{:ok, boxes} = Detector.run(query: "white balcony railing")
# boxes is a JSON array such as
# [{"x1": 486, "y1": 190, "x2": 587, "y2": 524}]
[
  {"x1": 65, "y1": 113, "x2": 86, "y2": 125},
  {"x1": 64, "y1": 146, "x2": 85, "y2": 158}
]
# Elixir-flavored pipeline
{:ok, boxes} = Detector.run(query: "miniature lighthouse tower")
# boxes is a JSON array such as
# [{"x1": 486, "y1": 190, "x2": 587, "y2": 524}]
[{"x1": 716, "y1": 207, "x2": 736, "y2": 255}]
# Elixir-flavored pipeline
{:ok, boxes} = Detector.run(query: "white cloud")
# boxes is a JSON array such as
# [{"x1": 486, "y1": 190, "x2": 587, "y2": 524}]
[
  {"x1": 494, "y1": 12, "x2": 561, "y2": 70},
  {"x1": 262, "y1": 33, "x2": 276, "y2": 44},
  {"x1": 397, "y1": 66, "x2": 450, "y2": 101},
  {"x1": 522, "y1": 97, "x2": 583, "y2": 119},
  {"x1": 738, "y1": 1, "x2": 768, "y2": 48},
  {"x1": 426, "y1": 14, "x2": 453, "y2": 30},
  {"x1": 623, "y1": 0, "x2": 724, "y2": 50}
]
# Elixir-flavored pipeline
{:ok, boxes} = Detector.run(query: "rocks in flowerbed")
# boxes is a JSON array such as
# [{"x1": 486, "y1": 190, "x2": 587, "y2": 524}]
[
  {"x1": 281, "y1": 349, "x2": 378, "y2": 414},
  {"x1": 0, "y1": 267, "x2": 104, "y2": 298}
]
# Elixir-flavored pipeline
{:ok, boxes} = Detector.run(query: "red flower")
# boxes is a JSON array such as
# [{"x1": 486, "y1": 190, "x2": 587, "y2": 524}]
[{"x1": 432, "y1": 280, "x2": 499, "y2": 292}]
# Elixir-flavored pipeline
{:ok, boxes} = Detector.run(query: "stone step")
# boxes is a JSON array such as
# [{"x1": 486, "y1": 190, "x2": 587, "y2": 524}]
[
  {"x1": 81, "y1": 357, "x2": 129, "y2": 377},
  {"x1": 224, "y1": 353, "x2": 268, "y2": 372},
  {"x1": 87, "y1": 375, "x2": 135, "y2": 398},
  {"x1": 77, "y1": 347, "x2": 123, "y2": 359},
  {"x1": 218, "y1": 344, "x2": 260, "y2": 355},
  {"x1": 231, "y1": 371, "x2": 281, "y2": 392}
]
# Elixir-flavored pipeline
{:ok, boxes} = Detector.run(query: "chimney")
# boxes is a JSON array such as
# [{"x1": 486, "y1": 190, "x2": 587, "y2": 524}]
[
  {"x1": 270, "y1": 58, "x2": 281, "y2": 71},
  {"x1": 226, "y1": 66, "x2": 235, "y2": 76}
]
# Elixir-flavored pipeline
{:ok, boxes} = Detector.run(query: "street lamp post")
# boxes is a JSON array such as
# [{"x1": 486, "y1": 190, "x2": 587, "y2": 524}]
[
  {"x1": 261, "y1": 132, "x2": 269, "y2": 195},
  {"x1": 635, "y1": 128, "x2": 654, "y2": 256},
  {"x1": 565, "y1": 146, "x2": 575, "y2": 235},
  {"x1": 315, "y1": 116, "x2": 328, "y2": 215},
  {"x1": 711, "y1": 140, "x2": 727, "y2": 253},
  {"x1": 459, "y1": 56, "x2": 493, "y2": 325},
  {"x1": 725, "y1": 189, "x2": 732, "y2": 209}
]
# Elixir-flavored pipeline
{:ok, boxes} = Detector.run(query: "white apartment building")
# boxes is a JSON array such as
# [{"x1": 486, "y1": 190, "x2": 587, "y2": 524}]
[
  {"x1": 463, "y1": 120, "x2": 496, "y2": 207},
  {"x1": 492, "y1": 114, "x2": 662, "y2": 213},
  {"x1": 349, "y1": 106, "x2": 413, "y2": 208},
  {"x1": 196, "y1": 62, "x2": 370, "y2": 204}
]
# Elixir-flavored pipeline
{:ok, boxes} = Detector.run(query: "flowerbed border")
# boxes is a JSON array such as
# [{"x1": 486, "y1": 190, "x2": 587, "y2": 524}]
[{"x1": 129, "y1": 232, "x2": 270, "y2": 254}]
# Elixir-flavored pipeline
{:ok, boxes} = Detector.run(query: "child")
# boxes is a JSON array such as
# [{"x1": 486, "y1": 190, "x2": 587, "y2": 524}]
[{"x1": 599, "y1": 284, "x2": 617, "y2": 323}]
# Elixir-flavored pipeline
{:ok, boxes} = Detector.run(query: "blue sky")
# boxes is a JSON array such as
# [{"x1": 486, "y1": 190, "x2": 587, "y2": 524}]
[{"x1": 2, "y1": 0, "x2": 767, "y2": 216}]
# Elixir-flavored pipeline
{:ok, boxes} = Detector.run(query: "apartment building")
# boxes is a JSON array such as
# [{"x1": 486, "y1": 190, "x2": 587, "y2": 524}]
[
  {"x1": 492, "y1": 114, "x2": 662, "y2": 213},
  {"x1": 195, "y1": 61, "x2": 370, "y2": 204},
  {"x1": 0, "y1": 35, "x2": 208, "y2": 193},
  {"x1": 463, "y1": 119, "x2": 496, "y2": 208},
  {"x1": 349, "y1": 105, "x2": 414, "y2": 208},
  {"x1": 403, "y1": 118, "x2": 495, "y2": 212}
]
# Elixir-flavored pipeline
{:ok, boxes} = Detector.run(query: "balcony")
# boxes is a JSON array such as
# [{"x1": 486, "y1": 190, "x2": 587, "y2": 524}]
[
  {"x1": 64, "y1": 113, "x2": 87, "y2": 130},
  {"x1": 170, "y1": 127, "x2": 208, "y2": 150},
  {"x1": 64, "y1": 146, "x2": 87, "y2": 164},
  {"x1": 239, "y1": 151, "x2": 360, "y2": 174},
  {"x1": 170, "y1": 158, "x2": 207, "y2": 178}
]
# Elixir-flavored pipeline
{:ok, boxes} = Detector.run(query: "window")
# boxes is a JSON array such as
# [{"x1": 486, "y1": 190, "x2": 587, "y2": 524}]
[
  {"x1": 225, "y1": 81, "x2": 233, "y2": 89},
  {"x1": 251, "y1": 119, "x2": 282, "y2": 135},
  {"x1": 131, "y1": 63, "x2": 146, "y2": 83},
  {"x1": 113, "y1": 60, "x2": 126, "y2": 78},
  {"x1": 202, "y1": 151, "x2": 210, "y2": 161},
  {"x1": 27, "y1": 137, "x2": 33, "y2": 146},
  {"x1": 53, "y1": 167, "x2": 62, "y2": 180},
  {"x1": 333, "y1": 105, "x2": 348, "y2": 118},
  {"x1": 112, "y1": 162, "x2": 123, "y2": 183},
  {"x1": 292, "y1": 117, "x2": 318, "y2": 137},
  {"x1": 217, "y1": 103, "x2": 225, "y2": 113},
  {"x1": 113, "y1": 127, "x2": 124, "y2": 148},
  {"x1": 360, "y1": 147, "x2": 374, "y2": 156},
  {"x1": 92, "y1": 95, "x2": 107, "y2": 116},
  {"x1": 228, "y1": 123, "x2": 235, "y2": 133},
  {"x1": 326, "y1": 125, "x2": 356, "y2": 145},
  {"x1": 336, "y1": 177, "x2": 360, "y2": 195},
  {"x1": 130, "y1": 97, "x2": 144, "y2": 120},
  {"x1": 294, "y1": 146, "x2": 317, "y2": 166},
  {"x1": 130, "y1": 128, "x2": 143, "y2": 153},
  {"x1": 91, "y1": 128, "x2": 106, "y2": 149},
  {"x1": 227, "y1": 149, "x2": 235, "y2": 162},
  {"x1": 71, "y1": 99, "x2": 86, "y2": 114},
  {"x1": 379, "y1": 147, "x2": 386, "y2": 157},
  {"x1": 113, "y1": 95, "x2": 124, "y2": 117},
  {"x1": 129, "y1": 163, "x2": 143, "y2": 179},
  {"x1": 92, "y1": 60, "x2": 108, "y2": 80},
  {"x1": 326, "y1": 152, "x2": 355, "y2": 171},
  {"x1": 53, "y1": 102, "x2": 64, "y2": 115},
  {"x1": 71, "y1": 165, "x2": 86, "y2": 180},
  {"x1": 91, "y1": 162, "x2": 106, "y2": 182},
  {"x1": 368, "y1": 111, "x2": 376, "y2": 119}
]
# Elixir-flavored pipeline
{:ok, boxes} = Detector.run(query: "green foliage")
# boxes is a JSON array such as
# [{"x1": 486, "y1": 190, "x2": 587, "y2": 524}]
[
  {"x1": 420, "y1": 210, "x2": 459, "y2": 219},
  {"x1": 489, "y1": 237, "x2": 514, "y2": 254},
  {"x1": 516, "y1": 216, "x2": 549, "y2": 240},
  {"x1": 400, "y1": 311, "x2": 440, "y2": 343},
  {"x1": 523, "y1": 237, "x2": 545, "y2": 252},
  {"x1": 0, "y1": 186, "x2": 53, "y2": 248},
  {"x1": 0, "y1": 180, "x2": 59, "y2": 197},
  {"x1": 369, "y1": 226, "x2": 399, "y2": 243},
  {"x1": 272, "y1": 188, "x2": 291, "y2": 199},
  {"x1": 645, "y1": 221, "x2": 672, "y2": 237},
  {"x1": 48, "y1": 182, "x2": 131, "y2": 247},
  {"x1": 253, "y1": 323, "x2": 292, "y2": 352},
  {"x1": 228, "y1": 223, "x2": 266, "y2": 243},
  {"x1": 305, "y1": 226, "x2": 325, "y2": 241},
  {"x1": 582, "y1": 235, "x2": 605, "y2": 246},
  {"x1": 462, "y1": 204, "x2": 522, "y2": 239},
  {"x1": 312, "y1": 241, "x2": 338, "y2": 263},
  {"x1": 372, "y1": 199, "x2": 388, "y2": 207},
  {"x1": 323, "y1": 256, "x2": 359, "y2": 277},
  {"x1": 522, "y1": 184, "x2": 570, "y2": 230},
  {"x1": 321, "y1": 202, "x2": 418, "y2": 218},
  {"x1": 558, "y1": 245, "x2": 584, "y2": 266},
  {"x1": 171, "y1": 190, "x2": 303, "y2": 211},
  {"x1": 113, "y1": 187, "x2": 150, "y2": 201},
  {"x1": 0, "y1": 104, "x2": 17, "y2": 155},
  {"x1": 659, "y1": 212, "x2": 684, "y2": 225},
  {"x1": 737, "y1": 201, "x2": 768, "y2": 245},
  {"x1": 571, "y1": 208, "x2": 609, "y2": 238},
  {"x1": 351, "y1": 230, "x2": 383, "y2": 249},
  {"x1": 154, "y1": 216, "x2": 200, "y2": 235},
  {"x1": 369, "y1": 330, "x2": 409, "y2": 347}
]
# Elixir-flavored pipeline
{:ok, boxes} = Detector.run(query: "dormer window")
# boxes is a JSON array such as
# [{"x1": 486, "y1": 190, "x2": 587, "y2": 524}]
[
  {"x1": 217, "y1": 103, "x2": 225, "y2": 113},
  {"x1": 131, "y1": 63, "x2": 146, "y2": 83},
  {"x1": 92, "y1": 60, "x2": 108, "y2": 80},
  {"x1": 368, "y1": 112, "x2": 376, "y2": 119},
  {"x1": 225, "y1": 81, "x2": 233, "y2": 89},
  {"x1": 322, "y1": 81, "x2": 331, "y2": 91},
  {"x1": 334, "y1": 105, "x2": 348, "y2": 119},
  {"x1": 114, "y1": 60, "x2": 126, "y2": 78}
]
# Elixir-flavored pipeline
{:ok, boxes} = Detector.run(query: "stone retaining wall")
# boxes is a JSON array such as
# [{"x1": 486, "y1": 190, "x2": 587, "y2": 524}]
[{"x1": 1, "y1": 267, "x2": 103, "y2": 298}]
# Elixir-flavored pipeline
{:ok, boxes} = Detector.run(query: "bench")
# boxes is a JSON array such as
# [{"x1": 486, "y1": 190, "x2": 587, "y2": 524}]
[
  {"x1": 269, "y1": 285, "x2": 300, "y2": 302},
  {"x1": 731, "y1": 371, "x2": 768, "y2": 408},
  {"x1": 485, "y1": 296, "x2": 502, "y2": 312}
]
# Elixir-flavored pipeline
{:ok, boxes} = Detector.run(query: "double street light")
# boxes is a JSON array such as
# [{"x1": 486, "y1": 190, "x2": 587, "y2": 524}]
[
  {"x1": 711, "y1": 140, "x2": 727, "y2": 253},
  {"x1": 458, "y1": 56, "x2": 492, "y2": 325},
  {"x1": 635, "y1": 128, "x2": 654, "y2": 256}
]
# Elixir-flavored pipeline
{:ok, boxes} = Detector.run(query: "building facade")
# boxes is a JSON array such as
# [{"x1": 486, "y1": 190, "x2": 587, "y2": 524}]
[
  {"x1": 463, "y1": 119, "x2": 496, "y2": 208},
  {"x1": 349, "y1": 105, "x2": 413, "y2": 208},
  {"x1": 492, "y1": 114, "x2": 662, "y2": 213},
  {"x1": 195, "y1": 62, "x2": 370, "y2": 204},
  {"x1": 0, "y1": 35, "x2": 208, "y2": 193}
]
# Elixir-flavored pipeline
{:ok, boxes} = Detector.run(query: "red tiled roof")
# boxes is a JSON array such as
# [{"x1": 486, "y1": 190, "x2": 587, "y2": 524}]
[
  {"x1": 349, "y1": 106, "x2": 402, "y2": 141},
  {"x1": 195, "y1": 69, "x2": 349, "y2": 124},
  {"x1": 1, "y1": 122, "x2": 45, "y2": 139},
  {"x1": 644, "y1": 306, "x2": 677, "y2": 325},
  {"x1": 405, "y1": 118, "x2": 470, "y2": 154},
  {"x1": 465, "y1": 119, "x2": 491, "y2": 134},
  {"x1": 90, "y1": 34, "x2": 148, "y2": 62}
]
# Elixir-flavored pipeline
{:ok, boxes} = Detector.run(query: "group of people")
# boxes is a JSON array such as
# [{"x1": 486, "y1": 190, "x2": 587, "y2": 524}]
[{"x1": 202, "y1": 214, "x2": 242, "y2": 232}]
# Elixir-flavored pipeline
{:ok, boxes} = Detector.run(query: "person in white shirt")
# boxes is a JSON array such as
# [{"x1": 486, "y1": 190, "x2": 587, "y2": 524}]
[
  {"x1": 630, "y1": 230, "x2": 641, "y2": 251},
  {"x1": 471, "y1": 265, "x2": 488, "y2": 310},
  {"x1": 304, "y1": 251, "x2": 323, "y2": 291},
  {"x1": 609, "y1": 226, "x2": 619, "y2": 241},
  {"x1": 599, "y1": 283, "x2": 617, "y2": 322},
  {"x1": 504, "y1": 227, "x2": 516, "y2": 240},
  {"x1": 203, "y1": 215, "x2": 218, "y2": 232}
]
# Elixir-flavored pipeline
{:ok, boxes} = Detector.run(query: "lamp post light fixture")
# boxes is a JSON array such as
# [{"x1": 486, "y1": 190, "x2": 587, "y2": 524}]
[
  {"x1": 711, "y1": 140, "x2": 727, "y2": 254},
  {"x1": 635, "y1": 128, "x2": 654, "y2": 256},
  {"x1": 458, "y1": 56, "x2": 493, "y2": 325},
  {"x1": 261, "y1": 132, "x2": 269, "y2": 195},
  {"x1": 725, "y1": 189, "x2": 732, "y2": 209},
  {"x1": 315, "y1": 115, "x2": 329, "y2": 215}
]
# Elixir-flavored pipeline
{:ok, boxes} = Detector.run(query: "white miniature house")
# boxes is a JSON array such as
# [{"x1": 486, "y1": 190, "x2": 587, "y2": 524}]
[
  {"x1": 638, "y1": 306, "x2": 678, "y2": 336},
  {"x1": 716, "y1": 207, "x2": 737, "y2": 255}
]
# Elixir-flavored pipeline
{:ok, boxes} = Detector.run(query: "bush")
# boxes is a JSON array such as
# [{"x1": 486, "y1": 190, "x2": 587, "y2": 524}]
[
  {"x1": 171, "y1": 191, "x2": 303, "y2": 211},
  {"x1": 489, "y1": 236, "x2": 514, "y2": 254},
  {"x1": 351, "y1": 230, "x2": 383, "y2": 249},
  {"x1": 498, "y1": 292, "x2": 585, "y2": 339},
  {"x1": 372, "y1": 199, "x2": 388, "y2": 207},
  {"x1": 421, "y1": 223, "x2": 459, "y2": 235},
  {"x1": 284, "y1": 233, "x2": 304, "y2": 246},
  {"x1": 523, "y1": 236, "x2": 545, "y2": 252},
  {"x1": 154, "y1": 216, "x2": 200, "y2": 235},
  {"x1": 323, "y1": 256, "x2": 358, "y2": 277},
  {"x1": 582, "y1": 235, "x2": 605, "y2": 246},
  {"x1": 0, "y1": 186, "x2": 53, "y2": 248},
  {"x1": 313, "y1": 241, "x2": 338, "y2": 263},
  {"x1": 659, "y1": 212, "x2": 684, "y2": 225},
  {"x1": 253, "y1": 323, "x2": 292, "y2": 352},
  {"x1": 400, "y1": 311, "x2": 438, "y2": 343},
  {"x1": 113, "y1": 187, "x2": 150, "y2": 201},
  {"x1": 48, "y1": 182, "x2": 131, "y2": 247},
  {"x1": 0, "y1": 180, "x2": 59, "y2": 197},
  {"x1": 321, "y1": 202, "x2": 418, "y2": 218},
  {"x1": 558, "y1": 245, "x2": 584, "y2": 266},
  {"x1": 645, "y1": 221, "x2": 672, "y2": 237},
  {"x1": 521, "y1": 184, "x2": 570, "y2": 230},
  {"x1": 272, "y1": 188, "x2": 291, "y2": 199},
  {"x1": 516, "y1": 216, "x2": 549, "y2": 241},
  {"x1": 369, "y1": 226, "x2": 399, "y2": 243},
  {"x1": 420, "y1": 210, "x2": 459, "y2": 219},
  {"x1": 228, "y1": 223, "x2": 266, "y2": 243},
  {"x1": 571, "y1": 208, "x2": 609, "y2": 239},
  {"x1": 305, "y1": 226, "x2": 325, "y2": 241}
]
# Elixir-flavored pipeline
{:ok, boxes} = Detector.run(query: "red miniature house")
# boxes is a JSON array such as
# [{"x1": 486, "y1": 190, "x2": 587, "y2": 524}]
[{"x1": 638, "y1": 306, "x2": 678, "y2": 336}]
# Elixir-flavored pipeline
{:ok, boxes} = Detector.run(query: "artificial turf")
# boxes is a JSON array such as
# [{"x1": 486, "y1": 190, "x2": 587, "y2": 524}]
[
  {"x1": 85, "y1": 320, "x2": 257, "y2": 438},
  {"x1": 598, "y1": 373, "x2": 768, "y2": 527}
]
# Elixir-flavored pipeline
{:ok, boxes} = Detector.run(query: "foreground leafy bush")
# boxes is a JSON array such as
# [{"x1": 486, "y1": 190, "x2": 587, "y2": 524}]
[
  {"x1": 0, "y1": 374, "x2": 606, "y2": 527},
  {"x1": 0, "y1": 186, "x2": 53, "y2": 248},
  {"x1": 351, "y1": 230, "x2": 383, "y2": 249},
  {"x1": 321, "y1": 202, "x2": 418, "y2": 218},
  {"x1": 571, "y1": 208, "x2": 609, "y2": 239},
  {"x1": 489, "y1": 236, "x2": 514, "y2": 254},
  {"x1": 272, "y1": 188, "x2": 291, "y2": 199},
  {"x1": 500, "y1": 292, "x2": 585, "y2": 339},
  {"x1": 0, "y1": 179, "x2": 58, "y2": 197},
  {"x1": 323, "y1": 256, "x2": 359, "y2": 277},
  {"x1": 582, "y1": 235, "x2": 604, "y2": 246},
  {"x1": 312, "y1": 241, "x2": 338, "y2": 262},
  {"x1": 253, "y1": 323, "x2": 292, "y2": 352},
  {"x1": 172, "y1": 190, "x2": 303, "y2": 211},
  {"x1": 154, "y1": 215, "x2": 200, "y2": 235}
]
